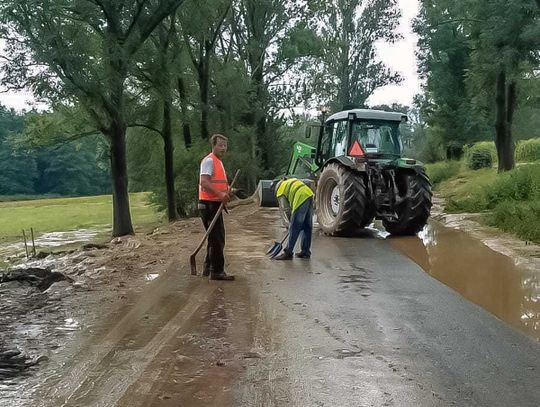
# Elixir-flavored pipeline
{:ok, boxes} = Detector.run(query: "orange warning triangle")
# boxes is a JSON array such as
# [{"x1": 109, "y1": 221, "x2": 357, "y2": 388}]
[{"x1": 349, "y1": 141, "x2": 364, "y2": 157}]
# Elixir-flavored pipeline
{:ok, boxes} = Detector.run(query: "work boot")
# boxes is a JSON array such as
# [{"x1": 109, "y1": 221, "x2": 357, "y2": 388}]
[
  {"x1": 295, "y1": 252, "x2": 311, "y2": 259},
  {"x1": 273, "y1": 250, "x2": 293, "y2": 260},
  {"x1": 210, "y1": 273, "x2": 235, "y2": 281}
]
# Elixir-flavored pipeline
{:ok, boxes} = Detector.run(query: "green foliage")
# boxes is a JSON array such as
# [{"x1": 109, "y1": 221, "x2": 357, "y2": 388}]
[
  {"x1": 406, "y1": 128, "x2": 446, "y2": 163},
  {"x1": 34, "y1": 136, "x2": 111, "y2": 196},
  {"x1": 516, "y1": 138, "x2": 540, "y2": 163},
  {"x1": 414, "y1": 0, "x2": 539, "y2": 168},
  {"x1": 305, "y1": 0, "x2": 402, "y2": 109},
  {"x1": 126, "y1": 129, "x2": 164, "y2": 193},
  {"x1": 172, "y1": 142, "x2": 208, "y2": 217},
  {"x1": 0, "y1": 105, "x2": 37, "y2": 195},
  {"x1": 464, "y1": 142, "x2": 496, "y2": 170},
  {"x1": 426, "y1": 161, "x2": 462, "y2": 187},
  {"x1": 468, "y1": 150, "x2": 492, "y2": 170},
  {"x1": 414, "y1": 0, "x2": 488, "y2": 150},
  {"x1": 489, "y1": 201, "x2": 540, "y2": 242},
  {"x1": 485, "y1": 164, "x2": 540, "y2": 205},
  {"x1": 440, "y1": 164, "x2": 540, "y2": 242},
  {"x1": 0, "y1": 104, "x2": 111, "y2": 197}
]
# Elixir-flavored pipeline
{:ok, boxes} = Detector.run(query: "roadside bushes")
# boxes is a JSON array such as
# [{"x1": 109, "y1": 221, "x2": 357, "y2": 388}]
[
  {"x1": 490, "y1": 200, "x2": 540, "y2": 242},
  {"x1": 445, "y1": 164, "x2": 540, "y2": 242},
  {"x1": 516, "y1": 138, "x2": 540, "y2": 163},
  {"x1": 464, "y1": 141, "x2": 496, "y2": 170},
  {"x1": 426, "y1": 161, "x2": 461, "y2": 187},
  {"x1": 461, "y1": 138, "x2": 540, "y2": 169},
  {"x1": 485, "y1": 163, "x2": 540, "y2": 204}
]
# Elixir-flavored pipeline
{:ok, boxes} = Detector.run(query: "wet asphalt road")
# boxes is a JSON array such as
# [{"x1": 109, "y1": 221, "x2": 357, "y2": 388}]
[
  {"x1": 17, "y1": 206, "x2": 540, "y2": 407},
  {"x1": 235, "y1": 212, "x2": 540, "y2": 407}
]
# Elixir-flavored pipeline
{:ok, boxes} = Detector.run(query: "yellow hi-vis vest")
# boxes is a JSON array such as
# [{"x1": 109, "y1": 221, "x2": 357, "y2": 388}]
[{"x1": 275, "y1": 178, "x2": 314, "y2": 212}]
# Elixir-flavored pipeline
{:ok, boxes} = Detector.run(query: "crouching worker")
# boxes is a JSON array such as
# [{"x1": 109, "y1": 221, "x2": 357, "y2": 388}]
[{"x1": 272, "y1": 178, "x2": 314, "y2": 260}]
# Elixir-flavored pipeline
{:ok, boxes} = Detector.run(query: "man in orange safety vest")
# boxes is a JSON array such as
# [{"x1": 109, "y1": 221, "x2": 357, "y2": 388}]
[{"x1": 198, "y1": 134, "x2": 235, "y2": 281}]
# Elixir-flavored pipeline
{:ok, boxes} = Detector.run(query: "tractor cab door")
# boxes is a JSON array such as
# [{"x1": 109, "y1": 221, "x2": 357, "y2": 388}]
[
  {"x1": 333, "y1": 120, "x2": 349, "y2": 157},
  {"x1": 316, "y1": 119, "x2": 350, "y2": 166}
]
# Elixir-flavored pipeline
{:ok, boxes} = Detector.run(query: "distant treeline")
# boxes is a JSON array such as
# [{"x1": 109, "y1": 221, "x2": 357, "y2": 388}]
[{"x1": 0, "y1": 105, "x2": 110, "y2": 197}]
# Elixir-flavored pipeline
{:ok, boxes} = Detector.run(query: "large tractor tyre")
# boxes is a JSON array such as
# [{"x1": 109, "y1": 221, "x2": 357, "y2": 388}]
[
  {"x1": 316, "y1": 163, "x2": 371, "y2": 236},
  {"x1": 383, "y1": 170, "x2": 432, "y2": 236}
]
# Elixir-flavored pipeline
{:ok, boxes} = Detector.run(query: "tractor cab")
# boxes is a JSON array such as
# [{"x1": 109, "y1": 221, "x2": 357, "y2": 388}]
[{"x1": 315, "y1": 109, "x2": 407, "y2": 166}]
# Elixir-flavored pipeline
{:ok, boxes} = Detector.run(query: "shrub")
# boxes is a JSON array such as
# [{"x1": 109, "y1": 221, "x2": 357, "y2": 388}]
[
  {"x1": 426, "y1": 161, "x2": 461, "y2": 187},
  {"x1": 488, "y1": 201, "x2": 540, "y2": 243},
  {"x1": 485, "y1": 164, "x2": 540, "y2": 207},
  {"x1": 464, "y1": 141, "x2": 496, "y2": 170},
  {"x1": 469, "y1": 150, "x2": 492, "y2": 170},
  {"x1": 437, "y1": 162, "x2": 540, "y2": 243},
  {"x1": 516, "y1": 138, "x2": 540, "y2": 163}
]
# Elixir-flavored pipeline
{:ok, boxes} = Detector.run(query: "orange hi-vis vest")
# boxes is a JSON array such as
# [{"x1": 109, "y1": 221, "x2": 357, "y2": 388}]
[{"x1": 199, "y1": 153, "x2": 229, "y2": 201}]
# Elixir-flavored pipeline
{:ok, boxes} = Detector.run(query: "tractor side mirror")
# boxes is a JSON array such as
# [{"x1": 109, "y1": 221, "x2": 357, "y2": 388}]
[
  {"x1": 305, "y1": 125, "x2": 312, "y2": 139},
  {"x1": 304, "y1": 123, "x2": 321, "y2": 139}
]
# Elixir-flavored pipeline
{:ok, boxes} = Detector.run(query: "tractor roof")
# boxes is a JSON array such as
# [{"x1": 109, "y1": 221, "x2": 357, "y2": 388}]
[{"x1": 326, "y1": 109, "x2": 407, "y2": 123}]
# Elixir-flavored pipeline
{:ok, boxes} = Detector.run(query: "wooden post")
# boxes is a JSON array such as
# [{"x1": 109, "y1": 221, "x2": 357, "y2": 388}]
[
  {"x1": 30, "y1": 228, "x2": 36, "y2": 257},
  {"x1": 22, "y1": 230, "x2": 29, "y2": 259}
]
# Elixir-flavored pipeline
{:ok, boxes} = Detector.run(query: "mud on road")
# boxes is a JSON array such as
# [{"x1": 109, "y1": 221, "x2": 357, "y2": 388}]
[{"x1": 1, "y1": 202, "x2": 539, "y2": 406}]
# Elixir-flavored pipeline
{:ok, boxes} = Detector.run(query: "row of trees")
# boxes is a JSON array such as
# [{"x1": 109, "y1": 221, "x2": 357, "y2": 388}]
[
  {"x1": 414, "y1": 0, "x2": 540, "y2": 170},
  {"x1": 0, "y1": 0, "x2": 404, "y2": 236},
  {"x1": 0, "y1": 105, "x2": 110, "y2": 196}
]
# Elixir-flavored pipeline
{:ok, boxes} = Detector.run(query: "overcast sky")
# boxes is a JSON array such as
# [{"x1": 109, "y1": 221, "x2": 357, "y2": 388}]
[
  {"x1": 368, "y1": 0, "x2": 421, "y2": 107},
  {"x1": 0, "y1": 0, "x2": 421, "y2": 111}
]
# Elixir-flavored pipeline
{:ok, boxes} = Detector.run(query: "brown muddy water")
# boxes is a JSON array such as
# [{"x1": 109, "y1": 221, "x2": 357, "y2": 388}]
[
  {"x1": 386, "y1": 221, "x2": 539, "y2": 342},
  {"x1": 0, "y1": 228, "x2": 109, "y2": 268}
]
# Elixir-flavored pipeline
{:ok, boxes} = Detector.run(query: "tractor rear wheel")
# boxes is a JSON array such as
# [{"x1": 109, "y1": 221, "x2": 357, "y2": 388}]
[
  {"x1": 316, "y1": 163, "x2": 372, "y2": 236},
  {"x1": 383, "y1": 170, "x2": 432, "y2": 235}
]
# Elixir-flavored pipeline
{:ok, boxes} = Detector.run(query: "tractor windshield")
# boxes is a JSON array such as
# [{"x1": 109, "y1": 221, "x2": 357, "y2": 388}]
[{"x1": 351, "y1": 120, "x2": 402, "y2": 156}]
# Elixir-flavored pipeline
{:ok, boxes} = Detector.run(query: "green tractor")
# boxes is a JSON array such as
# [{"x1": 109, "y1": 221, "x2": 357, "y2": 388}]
[{"x1": 260, "y1": 108, "x2": 432, "y2": 236}]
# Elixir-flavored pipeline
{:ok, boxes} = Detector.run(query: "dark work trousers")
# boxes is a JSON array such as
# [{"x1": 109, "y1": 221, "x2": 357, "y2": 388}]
[
  {"x1": 199, "y1": 200, "x2": 225, "y2": 276},
  {"x1": 285, "y1": 197, "x2": 313, "y2": 256}
]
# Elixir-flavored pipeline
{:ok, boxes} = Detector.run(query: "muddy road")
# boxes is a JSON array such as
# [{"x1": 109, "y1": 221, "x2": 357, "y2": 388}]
[{"x1": 2, "y1": 205, "x2": 539, "y2": 406}]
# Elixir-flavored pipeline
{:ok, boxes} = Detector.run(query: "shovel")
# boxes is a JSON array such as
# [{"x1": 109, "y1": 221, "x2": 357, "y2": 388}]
[
  {"x1": 266, "y1": 232, "x2": 289, "y2": 259},
  {"x1": 190, "y1": 169, "x2": 240, "y2": 276}
]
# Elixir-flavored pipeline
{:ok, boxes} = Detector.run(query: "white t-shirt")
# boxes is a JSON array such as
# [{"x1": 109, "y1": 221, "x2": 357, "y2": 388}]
[{"x1": 200, "y1": 156, "x2": 214, "y2": 176}]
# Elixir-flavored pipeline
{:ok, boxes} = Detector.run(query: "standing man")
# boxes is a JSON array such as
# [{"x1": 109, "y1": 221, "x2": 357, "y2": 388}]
[
  {"x1": 273, "y1": 178, "x2": 314, "y2": 260},
  {"x1": 198, "y1": 134, "x2": 235, "y2": 280}
]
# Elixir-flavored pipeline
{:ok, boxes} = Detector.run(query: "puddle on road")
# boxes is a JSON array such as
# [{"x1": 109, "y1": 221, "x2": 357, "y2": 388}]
[{"x1": 387, "y1": 221, "x2": 539, "y2": 342}]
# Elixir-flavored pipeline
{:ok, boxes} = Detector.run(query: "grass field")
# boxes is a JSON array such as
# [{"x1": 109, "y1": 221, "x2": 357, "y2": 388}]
[{"x1": 0, "y1": 193, "x2": 162, "y2": 243}]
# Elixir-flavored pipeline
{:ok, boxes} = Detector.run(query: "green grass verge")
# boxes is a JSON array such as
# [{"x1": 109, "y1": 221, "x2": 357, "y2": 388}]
[
  {"x1": 426, "y1": 161, "x2": 463, "y2": 187},
  {"x1": 434, "y1": 163, "x2": 540, "y2": 243},
  {"x1": 0, "y1": 193, "x2": 162, "y2": 243}
]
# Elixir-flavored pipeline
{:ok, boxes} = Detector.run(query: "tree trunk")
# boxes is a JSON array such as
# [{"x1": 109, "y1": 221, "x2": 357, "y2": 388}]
[
  {"x1": 249, "y1": 47, "x2": 270, "y2": 174},
  {"x1": 199, "y1": 49, "x2": 211, "y2": 140},
  {"x1": 494, "y1": 70, "x2": 515, "y2": 172},
  {"x1": 177, "y1": 76, "x2": 192, "y2": 148},
  {"x1": 501, "y1": 81, "x2": 516, "y2": 171},
  {"x1": 162, "y1": 99, "x2": 178, "y2": 221},
  {"x1": 109, "y1": 122, "x2": 134, "y2": 237},
  {"x1": 494, "y1": 70, "x2": 507, "y2": 172},
  {"x1": 337, "y1": 8, "x2": 353, "y2": 109}
]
